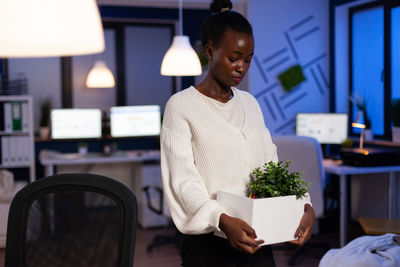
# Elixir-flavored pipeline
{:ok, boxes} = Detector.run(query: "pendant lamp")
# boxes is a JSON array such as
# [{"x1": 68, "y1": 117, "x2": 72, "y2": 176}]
[
  {"x1": 0, "y1": 0, "x2": 104, "y2": 57},
  {"x1": 160, "y1": 0, "x2": 202, "y2": 76},
  {"x1": 86, "y1": 60, "x2": 115, "y2": 88}
]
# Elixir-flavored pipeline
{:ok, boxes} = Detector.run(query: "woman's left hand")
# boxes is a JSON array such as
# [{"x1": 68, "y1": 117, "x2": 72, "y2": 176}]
[{"x1": 289, "y1": 203, "x2": 315, "y2": 246}]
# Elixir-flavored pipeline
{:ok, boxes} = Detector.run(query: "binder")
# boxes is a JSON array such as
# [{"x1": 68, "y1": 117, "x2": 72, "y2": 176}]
[
  {"x1": 3, "y1": 103, "x2": 12, "y2": 133},
  {"x1": 21, "y1": 102, "x2": 29, "y2": 132},
  {"x1": 0, "y1": 102, "x2": 4, "y2": 131},
  {"x1": 12, "y1": 102, "x2": 22, "y2": 131},
  {"x1": 1, "y1": 136, "x2": 10, "y2": 166},
  {"x1": 15, "y1": 136, "x2": 24, "y2": 166},
  {"x1": 9, "y1": 136, "x2": 17, "y2": 165},
  {"x1": 24, "y1": 137, "x2": 30, "y2": 165},
  {"x1": 20, "y1": 136, "x2": 30, "y2": 165}
]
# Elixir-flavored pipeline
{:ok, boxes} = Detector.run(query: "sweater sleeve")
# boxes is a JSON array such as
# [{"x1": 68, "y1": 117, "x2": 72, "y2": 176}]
[{"x1": 160, "y1": 100, "x2": 224, "y2": 234}]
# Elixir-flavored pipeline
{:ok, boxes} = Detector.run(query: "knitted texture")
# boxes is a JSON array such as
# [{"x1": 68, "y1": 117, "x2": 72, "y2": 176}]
[{"x1": 161, "y1": 86, "x2": 278, "y2": 234}]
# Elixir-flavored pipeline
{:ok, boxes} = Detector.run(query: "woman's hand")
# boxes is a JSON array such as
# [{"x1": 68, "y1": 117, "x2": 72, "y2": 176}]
[
  {"x1": 219, "y1": 213, "x2": 264, "y2": 254},
  {"x1": 290, "y1": 203, "x2": 315, "y2": 246}
]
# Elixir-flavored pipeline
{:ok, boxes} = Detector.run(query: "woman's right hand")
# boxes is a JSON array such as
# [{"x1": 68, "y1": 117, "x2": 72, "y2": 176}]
[{"x1": 219, "y1": 213, "x2": 264, "y2": 254}]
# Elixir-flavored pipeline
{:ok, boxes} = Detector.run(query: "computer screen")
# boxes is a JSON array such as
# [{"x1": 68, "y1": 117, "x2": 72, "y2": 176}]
[
  {"x1": 110, "y1": 105, "x2": 161, "y2": 138},
  {"x1": 51, "y1": 109, "x2": 102, "y2": 139},
  {"x1": 296, "y1": 113, "x2": 348, "y2": 144}
]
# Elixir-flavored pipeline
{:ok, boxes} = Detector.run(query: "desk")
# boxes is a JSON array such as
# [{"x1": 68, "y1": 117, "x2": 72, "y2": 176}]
[
  {"x1": 39, "y1": 149, "x2": 167, "y2": 229},
  {"x1": 323, "y1": 159, "x2": 400, "y2": 247},
  {"x1": 39, "y1": 149, "x2": 161, "y2": 176},
  {"x1": 358, "y1": 217, "x2": 400, "y2": 235}
]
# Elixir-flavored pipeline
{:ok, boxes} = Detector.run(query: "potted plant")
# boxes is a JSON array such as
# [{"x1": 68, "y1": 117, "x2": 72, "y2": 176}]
[
  {"x1": 215, "y1": 161, "x2": 310, "y2": 245},
  {"x1": 392, "y1": 99, "x2": 400, "y2": 143},
  {"x1": 248, "y1": 161, "x2": 309, "y2": 199},
  {"x1": 39, "y1": 99, "x2": 51, "y2": 140}
]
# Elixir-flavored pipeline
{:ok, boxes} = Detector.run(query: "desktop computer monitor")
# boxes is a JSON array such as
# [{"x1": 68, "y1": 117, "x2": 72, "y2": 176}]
[
  {"x1": 296, "y1": 113, "x2": 348, "y2": 144},
  {"x1": 51, "y1": 108, "x2": 102, "y2": 139},
  {"x1": 110, "y1": 105, "x2": 161, "y2": 138}
]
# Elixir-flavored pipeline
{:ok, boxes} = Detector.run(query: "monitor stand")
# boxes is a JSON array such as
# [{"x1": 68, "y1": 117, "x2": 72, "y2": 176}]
[{"x1": 101, "y1": 140, "x2": 117, "y2": 156}]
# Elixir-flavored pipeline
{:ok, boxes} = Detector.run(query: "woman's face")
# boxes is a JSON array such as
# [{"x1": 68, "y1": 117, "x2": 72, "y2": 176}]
[{"x1": 207, "y1": 29, "x2": 254, "y2": 87}]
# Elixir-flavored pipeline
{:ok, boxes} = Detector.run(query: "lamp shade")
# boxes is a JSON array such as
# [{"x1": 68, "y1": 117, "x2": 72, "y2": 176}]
[
  {"x1": 86, "y1": 60, "x2": 115, "y2": 88},
  {"x1": 0, "y1": 0, "x2": 104, "y2": 57},
  {"x1": 352, "y1": 122, "x2": 366, "y2": 129},
  {"x1": 160, "y1": 35, "x2": 202, "y2": 76}
]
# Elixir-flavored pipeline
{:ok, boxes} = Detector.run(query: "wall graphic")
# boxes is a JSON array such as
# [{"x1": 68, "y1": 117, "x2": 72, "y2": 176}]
[{"x1": 249, "y1": 1, "x2": 329, "y2": 135}]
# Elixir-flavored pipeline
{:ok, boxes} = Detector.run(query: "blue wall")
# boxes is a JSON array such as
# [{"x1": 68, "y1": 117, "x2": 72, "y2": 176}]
[{"x1": 249, "y1": 0, "x2": 330, "y2": 135}]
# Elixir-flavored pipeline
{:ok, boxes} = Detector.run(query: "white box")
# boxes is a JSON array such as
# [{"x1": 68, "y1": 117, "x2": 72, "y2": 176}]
[{"x1": 214, "y1": 191, "x2": 309, "y2": 245}]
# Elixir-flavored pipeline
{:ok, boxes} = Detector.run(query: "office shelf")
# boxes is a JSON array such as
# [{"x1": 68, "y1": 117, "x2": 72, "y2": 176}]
[{"x1": 0, "y1": 95, "x2": 35, "y2": 183}]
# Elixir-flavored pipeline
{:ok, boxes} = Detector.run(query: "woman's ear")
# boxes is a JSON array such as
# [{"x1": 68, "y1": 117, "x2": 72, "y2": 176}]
[{"x1": 204, "y1": 44, "x2": 214, "y2": 62}]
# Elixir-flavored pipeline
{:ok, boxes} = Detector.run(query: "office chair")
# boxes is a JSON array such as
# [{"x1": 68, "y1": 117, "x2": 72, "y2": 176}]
[
  {"x1": 4, "y1": 173, "x2": 138, "y2": 267},
  {"x1": 142, "y1": 185, "x2": 181, "y2": 252},
  {"x1": 272, "y1": 135, "x2": 330, "y2": 265}
]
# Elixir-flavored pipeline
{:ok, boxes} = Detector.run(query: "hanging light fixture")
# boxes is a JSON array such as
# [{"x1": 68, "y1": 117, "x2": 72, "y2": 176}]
[
  {"x1": 160, "y1": 0, "x2": 202, "y2": 76},
  {"x1": 86, "y1": 60, "x2": 115, "y2": 88},
  {"x1": 0, "y1": 0, "x2": 104, "y2": 57}
]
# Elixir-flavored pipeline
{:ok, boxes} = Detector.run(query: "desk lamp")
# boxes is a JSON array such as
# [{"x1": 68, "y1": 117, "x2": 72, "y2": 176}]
[
  {"x1": 352, "y1": 122, "x2": 367, "y2": 154},
  {"x1": 340, "y1": 119, "x2": 400, "y2": 166}
]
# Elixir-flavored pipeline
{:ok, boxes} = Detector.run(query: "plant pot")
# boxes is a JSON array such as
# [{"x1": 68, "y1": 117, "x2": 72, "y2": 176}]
[
  {"x1": 39, "y1": 126, "x2": 50, "y2": 140},
  {"x1": 392, "y1": 126, "x2": 400, "y2": 143},
  {"x1": 214, "y1": 191, "x2": 309, "y2": 245}
]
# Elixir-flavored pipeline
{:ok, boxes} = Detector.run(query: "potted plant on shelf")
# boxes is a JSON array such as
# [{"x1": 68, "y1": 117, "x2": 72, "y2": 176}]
[
  {"x1": 392, "y1": 99, "x2": 400, "y2": 143},
  {"x1": 215, "y1": 161, "x2": 310, "y2": 245},
  {"x1": 39, "y1": 99, "x2": 51, "y2": 140}
]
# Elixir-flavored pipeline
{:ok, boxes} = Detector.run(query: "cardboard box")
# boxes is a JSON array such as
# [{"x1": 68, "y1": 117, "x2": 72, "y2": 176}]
[{"x1": 214, "y1": 191, "x2": 309, "y2": 245}]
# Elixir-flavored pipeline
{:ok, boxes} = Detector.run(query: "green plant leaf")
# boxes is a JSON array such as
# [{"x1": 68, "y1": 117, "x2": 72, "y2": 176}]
[{"x1": 248, "y1": 161, "x2": 310, "y2": 199}]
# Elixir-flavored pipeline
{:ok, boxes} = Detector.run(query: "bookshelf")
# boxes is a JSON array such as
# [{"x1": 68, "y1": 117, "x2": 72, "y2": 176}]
[{"x1": 0, "y1": 95, "x2": 35, "y2": 182}]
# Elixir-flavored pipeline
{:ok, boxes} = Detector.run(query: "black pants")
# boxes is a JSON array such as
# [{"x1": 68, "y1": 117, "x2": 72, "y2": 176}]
[{"x1": 181, "y1": 233, "x2": 276, "y2": 267}]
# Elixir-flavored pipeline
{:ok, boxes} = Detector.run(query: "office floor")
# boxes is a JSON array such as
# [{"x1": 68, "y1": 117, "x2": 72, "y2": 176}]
[
  {"x1": 0, "y1": 218, "x2": 364, "y2": 267},
  {"x1": 134, "y1": 225, "x2": 337, "y2": 267}
]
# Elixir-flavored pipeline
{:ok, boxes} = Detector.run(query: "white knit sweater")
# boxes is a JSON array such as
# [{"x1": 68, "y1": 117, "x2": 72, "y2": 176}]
[{"x1": 161, "y1": 86, "x2": 278, "y2": 235}]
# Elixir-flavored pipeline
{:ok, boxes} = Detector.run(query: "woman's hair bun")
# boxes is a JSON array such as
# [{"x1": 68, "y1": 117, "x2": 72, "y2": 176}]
[{"x1": 210, "y1": 0, "x2": 232, "y2": 13}]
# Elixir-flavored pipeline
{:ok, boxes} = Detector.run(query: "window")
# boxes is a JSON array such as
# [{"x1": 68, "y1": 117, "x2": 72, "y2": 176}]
[{"x1": 349, "y1": 1, "x2": 400, "y2": 139}]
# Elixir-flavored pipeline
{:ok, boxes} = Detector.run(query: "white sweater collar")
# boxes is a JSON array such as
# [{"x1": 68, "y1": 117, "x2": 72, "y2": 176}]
[{"x1": 189, "y1": 86, "x2": 249, "y2": 134}]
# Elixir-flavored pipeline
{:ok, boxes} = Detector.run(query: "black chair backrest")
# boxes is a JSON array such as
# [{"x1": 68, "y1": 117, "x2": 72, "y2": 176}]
[{"x1": 5, "y1": 173, "x2": 138, "y2": 267}]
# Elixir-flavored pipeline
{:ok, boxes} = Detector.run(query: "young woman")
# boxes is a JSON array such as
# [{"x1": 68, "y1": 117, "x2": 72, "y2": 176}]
[{"x1": 160, "y1": 0, "x2": 315, "y2": 266}]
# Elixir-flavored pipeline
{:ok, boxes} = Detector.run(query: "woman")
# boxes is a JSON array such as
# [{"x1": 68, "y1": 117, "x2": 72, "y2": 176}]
[{"x1": 160, "y1": 0, "x2": 315, "y2": 266}]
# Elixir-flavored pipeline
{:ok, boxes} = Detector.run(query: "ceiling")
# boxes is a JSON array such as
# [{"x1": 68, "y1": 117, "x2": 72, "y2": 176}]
[{"x1": 97, "y1": 0, "x2": 244, "y2": 9}]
